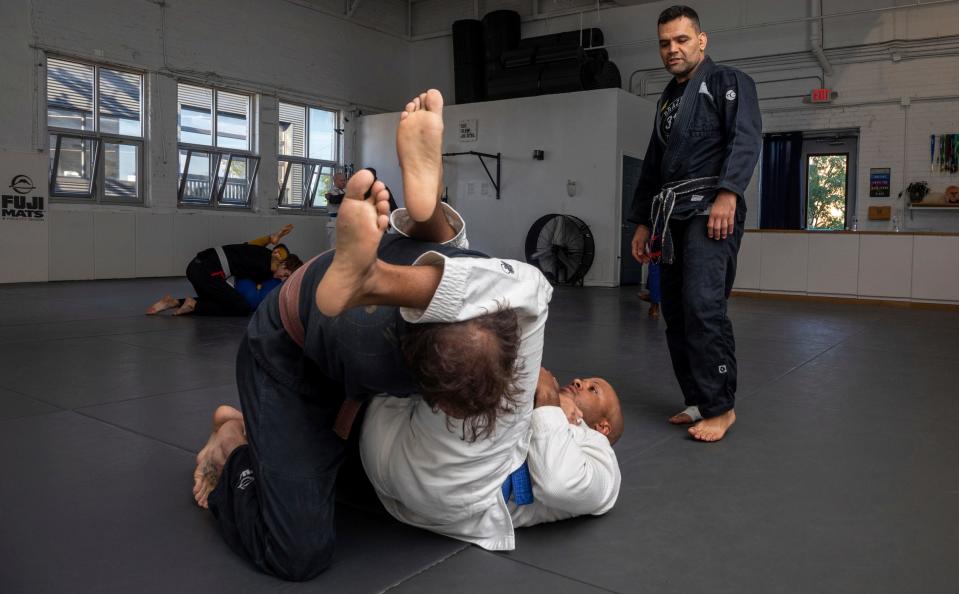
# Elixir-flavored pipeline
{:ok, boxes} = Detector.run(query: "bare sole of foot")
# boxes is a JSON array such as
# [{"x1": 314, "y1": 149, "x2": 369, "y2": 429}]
[
  {"x1": 314, "y1": 170, "x2": 391, "y2": 317},
  {"x1": 146, "y1": 294, "x2": 179, "y2": 315},
  {"x1": 397, "y1": 89, "x2": 444, "y2": 223},
  {"x1": 648, "y1": 304, "x2": 660, "y2": 319},
  {"x1": 688, "y1": 409, "x2": 736, "y2": 442},
  {"x1": 174, "y1": 297, "x2": 196, "y2": 316},
  {"x1": 193, "y1": 418, "x2": 246, "y2": 509}
]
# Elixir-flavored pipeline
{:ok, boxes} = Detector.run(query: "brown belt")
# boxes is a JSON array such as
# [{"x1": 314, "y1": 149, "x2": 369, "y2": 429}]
[{"x1": 277, "y1": 250, "x2": 362, "y2": 441}]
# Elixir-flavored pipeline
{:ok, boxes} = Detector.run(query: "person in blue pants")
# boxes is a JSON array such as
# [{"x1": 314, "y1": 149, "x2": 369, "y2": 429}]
[{"x1": 638, "y1": 262, "x2": 661, "y2": 319}]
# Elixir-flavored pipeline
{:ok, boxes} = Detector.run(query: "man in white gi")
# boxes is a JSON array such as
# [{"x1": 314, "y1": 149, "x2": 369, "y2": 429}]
[
  {"x1": 356, "y1": 90, "x2": 624, "y2": 547},
  {"x1": 361, "y1": 363, "x2": 623, "y2": 545}
]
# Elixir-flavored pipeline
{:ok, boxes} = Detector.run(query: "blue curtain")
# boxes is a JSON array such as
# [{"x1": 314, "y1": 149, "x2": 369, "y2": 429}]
[{"x1": 760, "y1": 132, "x2": 804, "y2": 229}]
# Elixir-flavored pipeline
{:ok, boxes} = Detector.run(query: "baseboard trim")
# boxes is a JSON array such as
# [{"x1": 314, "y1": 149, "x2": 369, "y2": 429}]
[{"x1": 730, "y1": 290, "x2": 959, "y2": 311}]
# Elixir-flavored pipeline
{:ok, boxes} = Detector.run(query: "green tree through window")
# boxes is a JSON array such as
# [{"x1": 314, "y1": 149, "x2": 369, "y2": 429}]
[{"x1": 806, "y1": 154, "x2": 848, "y2": 230}]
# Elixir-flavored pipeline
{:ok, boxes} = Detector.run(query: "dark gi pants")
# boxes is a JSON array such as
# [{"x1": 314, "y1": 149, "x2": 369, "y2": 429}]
[
  {"x1": 185, "y1": 250, "x2": 252, "y2": 317},
  {"x1": 660, "y1": 201, "x2": 746, "y2": 419},
  {"x1": 207, "y1": 338, "x2": 344, "y2": 581},
  {"x1": 206, "y1": 235, "x2": 482, "y2": 581}
]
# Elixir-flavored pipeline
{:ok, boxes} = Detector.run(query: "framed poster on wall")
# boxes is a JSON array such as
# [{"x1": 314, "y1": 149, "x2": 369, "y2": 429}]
[{"x1": 869, "y1": 168, "x2": 891, "y2": 197}]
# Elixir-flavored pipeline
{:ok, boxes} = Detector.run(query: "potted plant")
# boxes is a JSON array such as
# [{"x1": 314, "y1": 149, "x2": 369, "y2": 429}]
[{"x1": 900, "y1": 181, "x2": 930, "y2": 203}]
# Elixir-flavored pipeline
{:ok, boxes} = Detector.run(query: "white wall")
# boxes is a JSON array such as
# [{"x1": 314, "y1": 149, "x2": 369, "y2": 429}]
[
  {"x1": 0, "y1": 0, "x2": 416, "y2": 283},
  {"x1": 357, "y1": 88, "x2": 655, "y2": 286},
  {"x1": 408, "y1": 0, "x2": 959, "y2": 233},
  {"x1": 4, "y1": 0, "x2": 959, "y2": 283}
]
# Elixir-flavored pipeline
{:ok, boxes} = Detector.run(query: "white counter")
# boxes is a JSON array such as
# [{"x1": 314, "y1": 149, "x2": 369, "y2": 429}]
[{"x1": 734, "y1": 231, "x2": 959, "y2": 304}]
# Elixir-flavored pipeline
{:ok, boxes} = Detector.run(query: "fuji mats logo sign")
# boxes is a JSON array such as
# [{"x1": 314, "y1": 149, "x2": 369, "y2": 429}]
[{"x1": 2, "y1": 175, "x2": 45, "y2": 220}]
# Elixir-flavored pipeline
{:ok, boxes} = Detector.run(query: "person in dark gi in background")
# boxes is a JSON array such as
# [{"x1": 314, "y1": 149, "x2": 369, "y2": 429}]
[
  {"x1": 628, "y1": 5, "x2": 762, "y2": 442},
  {"x1": 145, "y1": 224, "x2": 303, "y2": 317}
]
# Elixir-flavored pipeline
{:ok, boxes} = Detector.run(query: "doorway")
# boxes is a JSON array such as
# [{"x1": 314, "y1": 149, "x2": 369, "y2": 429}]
[
  {"x1": 800, "y1": 130, "x2": 858, "y2": 230},
  {"x1": 805, "y1": 153, "x2": 849, "y2": 230}
]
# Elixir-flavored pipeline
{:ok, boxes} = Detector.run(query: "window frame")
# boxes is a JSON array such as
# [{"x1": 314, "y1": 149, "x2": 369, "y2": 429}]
[
  {"x1": 176, "y1": 82, "x2": 258, "y2": 209},
  {"x1": 276, "y1": 100, "x2": 340, "y2": 213},
  {"x1": 46, "y1": 56, "x2": 145, "y2": 205}
]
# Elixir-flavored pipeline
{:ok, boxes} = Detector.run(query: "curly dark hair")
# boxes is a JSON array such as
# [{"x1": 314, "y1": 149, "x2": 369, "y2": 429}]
[
  {"x1": 402, "y1": 308, "x2": 522, "y2": 443},
  {"x1": 282, "y1": 253, "x2": 304, "y2": 272},
  {"x1": 658, "y1": 5, "x2": 701, "y2": 32}
]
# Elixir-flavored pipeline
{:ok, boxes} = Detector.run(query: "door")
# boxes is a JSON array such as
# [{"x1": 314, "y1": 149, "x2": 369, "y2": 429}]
[{"x1": 620, "y1": 155, "x2": 644, "y2": 285}]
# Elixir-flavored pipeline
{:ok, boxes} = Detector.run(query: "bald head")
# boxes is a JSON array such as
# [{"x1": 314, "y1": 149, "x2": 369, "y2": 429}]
[{"x1": 560, "y1": 377, "x2": 624, "y2": 445}]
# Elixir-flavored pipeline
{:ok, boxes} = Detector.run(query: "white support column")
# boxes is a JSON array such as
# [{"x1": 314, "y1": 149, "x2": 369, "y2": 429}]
[
  {"x1": 148, "y1": 73, "x2": 180, "y2": 210},
  {"x1": 256, "y1": 94, "x2": 279, "y2": 214}
]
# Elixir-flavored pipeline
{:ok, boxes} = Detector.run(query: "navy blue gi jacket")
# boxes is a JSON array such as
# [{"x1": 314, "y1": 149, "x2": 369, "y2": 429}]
[{"x1": 628, "y1": 56, "x2": 762, "y2": 228}]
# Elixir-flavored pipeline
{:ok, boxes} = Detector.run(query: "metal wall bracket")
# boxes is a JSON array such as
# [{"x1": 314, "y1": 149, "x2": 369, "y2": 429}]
[{"x1": 442, "y1": 151, "x2": 501, "y2": 199}]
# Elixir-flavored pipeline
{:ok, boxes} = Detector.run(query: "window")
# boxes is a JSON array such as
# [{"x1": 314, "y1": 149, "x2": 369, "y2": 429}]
[
  {"x1": 277, "y1": 101, "x2": 339, "y2": 210},
  {"x1": 177, "y1": 83, "x2": 258, "y2": 207},
  {"x1": 805, "y1": 153, "x2": 849, "y2": 231},
  {"x1": 46, "y1": 57, "x2": 144, "y2": 203}
]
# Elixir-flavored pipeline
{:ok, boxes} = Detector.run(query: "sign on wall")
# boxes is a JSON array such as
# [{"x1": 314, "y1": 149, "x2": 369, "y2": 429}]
[
  {"x1": 869, "y1": 168, "x2": 891, "y2": 198},
  {"x1": 459, "y1": 119, "x2": 478, "y2": 142},
  {"x1": 1, "y1": 150, "x2": 50, "y2": 283}
]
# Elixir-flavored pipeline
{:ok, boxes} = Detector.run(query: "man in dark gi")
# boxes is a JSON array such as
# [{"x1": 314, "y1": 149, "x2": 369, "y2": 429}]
[{"x1": 628, "y1": 5, "x2": 762, "y2": 442}]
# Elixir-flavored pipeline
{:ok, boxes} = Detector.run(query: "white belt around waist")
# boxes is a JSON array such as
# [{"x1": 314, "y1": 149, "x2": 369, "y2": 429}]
[{"x1": 213, "y1": 246, "x2": 233, "y2": 279}]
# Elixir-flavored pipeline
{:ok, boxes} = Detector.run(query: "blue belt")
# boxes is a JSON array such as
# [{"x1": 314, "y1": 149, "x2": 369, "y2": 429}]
[{"x1": 501, "y1": 461, "x2": 533, "y2": 506}]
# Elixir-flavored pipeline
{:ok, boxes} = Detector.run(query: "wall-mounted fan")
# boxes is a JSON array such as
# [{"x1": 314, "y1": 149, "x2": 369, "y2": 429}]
[{"x1": 524, "y1": 214, "x2": 594, "y2": 286}]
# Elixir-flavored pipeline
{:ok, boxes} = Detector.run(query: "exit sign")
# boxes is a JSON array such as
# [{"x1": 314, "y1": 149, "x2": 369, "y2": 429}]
[{"x1": 811, "y1": 88, "x2": 833, "y2": 103}]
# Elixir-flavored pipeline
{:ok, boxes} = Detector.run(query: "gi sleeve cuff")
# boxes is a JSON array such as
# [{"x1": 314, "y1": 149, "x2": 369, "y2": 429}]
[
  {"x1": 399, "y1": 251, "x2": 469, "y2": 323},
  {"x1": 389, "y1": 203, "x2": 468, "y2": 249}
]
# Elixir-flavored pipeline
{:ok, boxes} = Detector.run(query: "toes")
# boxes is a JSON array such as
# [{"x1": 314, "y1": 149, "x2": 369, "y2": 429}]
[
  {"x1": 375, "y1": 192, "x2": 391, "y2": 218},
  {"x1": 346, "y1": 169, "x2": 376, "y2": 197},
  {"x1": 425, "y1": 89, "x2": 443, "y2": 111},
  {"x1": 366, "y1": 180, "x2": 386, "y2": 204}
]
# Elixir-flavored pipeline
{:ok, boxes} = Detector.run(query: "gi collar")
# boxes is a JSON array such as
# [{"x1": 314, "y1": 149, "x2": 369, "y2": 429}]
[{"x1": 660, "y1": 56, "x2": 717, "y2": 180}]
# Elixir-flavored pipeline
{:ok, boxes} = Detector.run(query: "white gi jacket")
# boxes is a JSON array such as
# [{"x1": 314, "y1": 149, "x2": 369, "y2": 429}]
[
  {"x1": 360, "y1": 206, "x2": 618, "y2": 550},
  {"x1": 508, "y1": 406, "x2": 621, "y2": 528}
]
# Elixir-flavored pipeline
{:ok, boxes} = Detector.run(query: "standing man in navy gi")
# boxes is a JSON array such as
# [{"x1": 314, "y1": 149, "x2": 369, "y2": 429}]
[{"x1": 629, "y1": 5, "x2": 762, "y2": 442}]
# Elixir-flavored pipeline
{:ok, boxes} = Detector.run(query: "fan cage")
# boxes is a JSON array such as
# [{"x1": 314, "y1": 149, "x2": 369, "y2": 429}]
[{"x1": 524, "y1": 213, "x2": 595, "y2": 286}]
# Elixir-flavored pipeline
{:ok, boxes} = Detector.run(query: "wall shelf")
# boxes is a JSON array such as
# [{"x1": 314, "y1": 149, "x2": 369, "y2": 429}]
[{"x1": 907, "y1": 204, "x2": 959, "y2": 220}]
